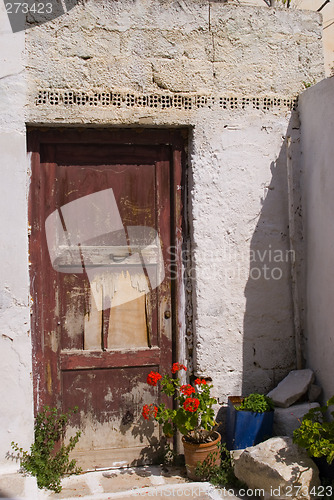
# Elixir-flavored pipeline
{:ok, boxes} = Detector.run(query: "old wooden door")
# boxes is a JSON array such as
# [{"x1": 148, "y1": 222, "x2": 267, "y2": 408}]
[{"x1": 28, "y1": 129, "x2": 185, "y2": 469}]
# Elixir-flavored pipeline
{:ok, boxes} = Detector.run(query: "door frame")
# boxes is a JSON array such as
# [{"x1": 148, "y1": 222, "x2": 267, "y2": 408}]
[{"x1": 27, "y1": 127, "x2": 188, "y2": 417}]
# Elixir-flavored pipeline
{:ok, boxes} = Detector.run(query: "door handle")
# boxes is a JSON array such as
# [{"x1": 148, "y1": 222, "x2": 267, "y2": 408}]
[
  {"x1": 109, "y1": 253, "x2": 127, "y2": 263},
  {"x1": 164, "y1": 311, "x2": 171, "y2": 319}
]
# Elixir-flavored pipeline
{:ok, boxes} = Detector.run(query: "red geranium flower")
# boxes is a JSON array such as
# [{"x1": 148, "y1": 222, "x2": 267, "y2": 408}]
[
  {"x1": 180, "y1": 384, "x2": 195, "y2": 396},
  {"x1": 147, "y1": 371, "x2": 162, "y2": 386},
  {"x1": 183, "y1": 397, "x2": 200, "y2": 412},
  {"x1": 194, "y1": 378, "x2": 207, "y2": 385},
  {"x1": 171, "y1": 362, "x2": 187, "y2": 374},
  {"x1": 142, "y1": 404, "x2": 158, "y2": 420},
  {"x1": 142, "y1": 404, "x2": 150, "y2": 420}
]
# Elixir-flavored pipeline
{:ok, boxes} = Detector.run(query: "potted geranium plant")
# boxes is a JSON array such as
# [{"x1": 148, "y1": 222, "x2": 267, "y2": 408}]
[
  {"x1": 226, "y1": 393, "x2": 274, "y2": 450},
  {"x1": 142, "y1": 362, "x2": 221, "y2": 480}
]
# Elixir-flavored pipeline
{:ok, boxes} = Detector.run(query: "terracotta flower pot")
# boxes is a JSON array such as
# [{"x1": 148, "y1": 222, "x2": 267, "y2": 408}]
[{"x1": 182, "y1": 431, "x2": 221, "y2": 481}]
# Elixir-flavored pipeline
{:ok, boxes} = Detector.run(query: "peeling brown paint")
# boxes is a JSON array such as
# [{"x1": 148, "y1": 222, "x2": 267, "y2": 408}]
[{"x1": 46, "y1": 362, "x2": 52, "y2": 395}]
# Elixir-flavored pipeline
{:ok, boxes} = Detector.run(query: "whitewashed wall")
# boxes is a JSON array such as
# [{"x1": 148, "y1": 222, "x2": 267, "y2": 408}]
[
  {"x1": 0, "y1": 0, "x2": 325, "y2": 473},
  {"x1": 0, "y1": 2, "x2": 33, "y2": 474},
  {"x1": 299, "y1": 78, "x2": 334, "y2": 403}
]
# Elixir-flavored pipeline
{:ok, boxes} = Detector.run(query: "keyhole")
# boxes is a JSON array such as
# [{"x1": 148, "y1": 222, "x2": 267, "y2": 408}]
[{"x1": 121, "y1": 410, "x2": 134, "y2": 425}]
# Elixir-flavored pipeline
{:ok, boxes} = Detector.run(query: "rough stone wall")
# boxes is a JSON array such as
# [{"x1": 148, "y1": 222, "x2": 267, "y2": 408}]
[
  {"x1": 236, "y1": 0, "x2": 334, "y2": 78},
  {"x1": 0, "y1": 0, "x2": 325, "y2": 472},
  {"x1": 26, "y1": 1, "x2": 324, "y2": 112},
  {"x1": 299, "y1": 78, "x2": 334, "y2": 403},
  {"x1": 0, "y1": 3, "x2": 33, "y2": 473}
]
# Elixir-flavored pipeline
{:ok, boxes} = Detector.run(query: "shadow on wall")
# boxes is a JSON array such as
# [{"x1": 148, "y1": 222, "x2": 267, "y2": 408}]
[
  {"x1": 0, "y1": 491, "x2": 13, "y2": 498},
  {"x1": 242, "y1": 111, "x2": 302, "y2": 396}
]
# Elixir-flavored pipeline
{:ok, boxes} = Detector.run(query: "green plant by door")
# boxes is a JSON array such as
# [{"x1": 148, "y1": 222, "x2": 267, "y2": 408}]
[{"x1": 11, "y1": 406, "x2": 82, "y2": 493}]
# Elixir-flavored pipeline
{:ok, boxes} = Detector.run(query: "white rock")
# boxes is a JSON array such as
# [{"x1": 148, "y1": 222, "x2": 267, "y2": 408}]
[
  {"x1": 267, "y1": 369, "x2": 314, "y2": 408},
  {"x1": 273, "y1": 403, "x2": 320, "y2": 437},
  {"x1": 232, "y1": 437, "x2": 320, "y2": 500}
]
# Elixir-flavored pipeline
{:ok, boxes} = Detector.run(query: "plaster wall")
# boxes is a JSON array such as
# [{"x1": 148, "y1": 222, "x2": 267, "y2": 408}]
[
  {"x1": 0, "y1": 2, "x2": 33, "y2": 473},
  {"x1": 0, "y1": 0, "x2": 325, "y2": 472},
  {"x1": 190, "y1": 113, "x2": 299, "y2": 400},
  {"x1": 299, "y1": 78, "x2": 334, "y2": 403}
]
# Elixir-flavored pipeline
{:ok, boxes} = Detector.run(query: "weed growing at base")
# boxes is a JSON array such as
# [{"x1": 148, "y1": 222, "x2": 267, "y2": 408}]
[
  {"x1": 195, "y1": 441, "x2": 244, "y2": 488},
  {"x1": 12, "y1": 405, "x2": 81, "y2": 493}
]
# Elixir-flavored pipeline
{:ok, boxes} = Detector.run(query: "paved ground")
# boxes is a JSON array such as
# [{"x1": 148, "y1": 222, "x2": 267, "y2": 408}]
[{"x1": 0, "y1": 466, "x2": 242, "y2": 500}]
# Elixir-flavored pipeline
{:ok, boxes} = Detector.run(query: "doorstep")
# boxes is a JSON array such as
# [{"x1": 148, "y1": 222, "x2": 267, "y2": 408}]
[{"x1": 0, "y1": 465, "x2": 243, "y2": 500}]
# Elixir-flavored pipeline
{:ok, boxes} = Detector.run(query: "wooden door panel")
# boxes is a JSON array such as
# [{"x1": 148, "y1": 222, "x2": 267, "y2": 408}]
[
  {"x1": 29, "y1": 129, "x2": 184, "y2": 469},
  {"x1": 62, "y1": 366, "x2": 160, "y2": 468}
]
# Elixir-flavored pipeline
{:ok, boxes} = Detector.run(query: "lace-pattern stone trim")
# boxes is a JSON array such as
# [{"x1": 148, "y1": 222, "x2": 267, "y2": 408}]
[{"x1": 35, "y1": 90, "x2": 298, "y2": 113}]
